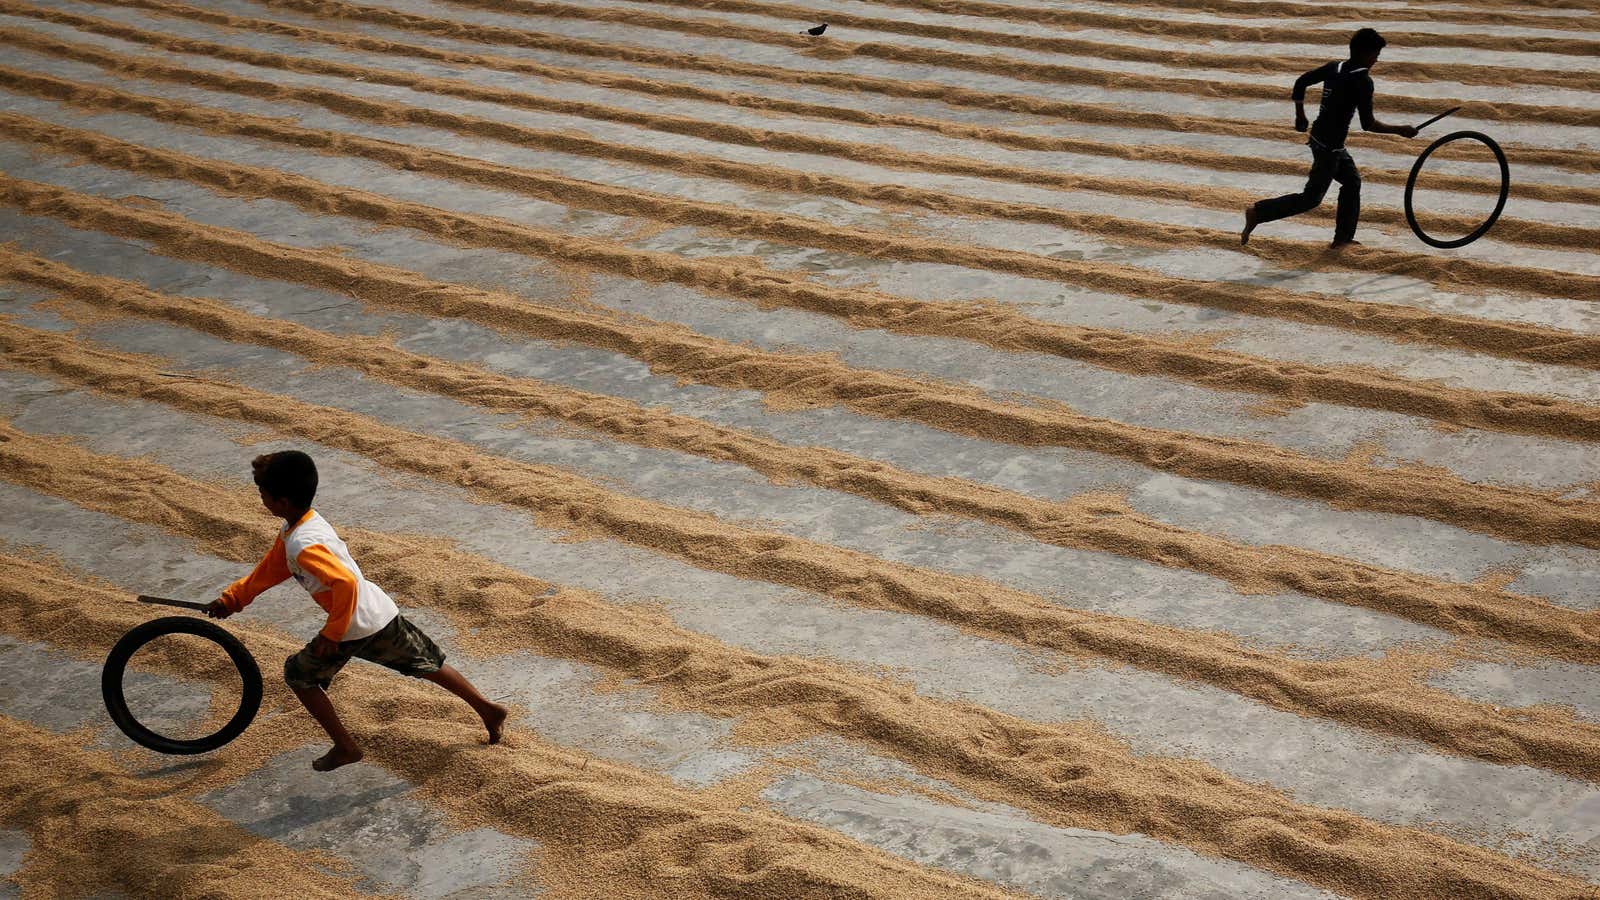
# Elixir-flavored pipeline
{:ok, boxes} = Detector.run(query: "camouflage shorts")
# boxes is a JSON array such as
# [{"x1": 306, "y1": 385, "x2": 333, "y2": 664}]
[{"x1": 283, "y1": 614, "x2": 445, "y2": 691}]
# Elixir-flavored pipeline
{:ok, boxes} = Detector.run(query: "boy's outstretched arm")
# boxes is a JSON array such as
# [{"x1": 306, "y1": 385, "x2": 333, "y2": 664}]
[
  {"x1": 207, "y1": 535, "x2": 291, "y2": 618},
  {"x1": 1359, "y1": 88, "x2": 1419, "y2": 138},
  {"x1": 1291, "y1": 63, "x2": 1334, "y2": 133}
]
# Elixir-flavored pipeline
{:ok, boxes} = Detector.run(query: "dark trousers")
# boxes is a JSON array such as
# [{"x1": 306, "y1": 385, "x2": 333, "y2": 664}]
[{"x1": 1254, "y1": 141, "x2": 1361, "y2": 242}]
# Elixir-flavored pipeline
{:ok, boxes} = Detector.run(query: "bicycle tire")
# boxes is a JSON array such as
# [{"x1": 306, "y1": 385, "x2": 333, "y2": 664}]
[
  {"x1": 1404, "y1": 130, "x2": 1510, "y2": 250},
  {"x1": 102, "y1": 615, "x2": 263, "y2": 755}
]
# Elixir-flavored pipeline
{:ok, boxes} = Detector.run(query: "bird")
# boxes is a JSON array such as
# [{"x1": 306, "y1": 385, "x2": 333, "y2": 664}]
[{"x1": 803, "y1": 23, "x2": 828, "y2": 35}]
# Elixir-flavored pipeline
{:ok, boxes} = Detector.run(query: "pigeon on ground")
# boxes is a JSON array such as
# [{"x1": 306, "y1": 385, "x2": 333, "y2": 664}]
[{"x1": 803, "y1": 23, "x2": 828, "y2": 35}]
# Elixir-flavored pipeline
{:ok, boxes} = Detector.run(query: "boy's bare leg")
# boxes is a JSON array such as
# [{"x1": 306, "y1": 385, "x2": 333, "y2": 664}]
[
  {"x1": 292, "y1": 685, "x2": 365, "y2": 771},
  {"x1": 422, "y1": 665, "x2": 509, "y2": 744},
  {"x1": 1240, "y1": 204, "x2": 1259, "y2": 245}
]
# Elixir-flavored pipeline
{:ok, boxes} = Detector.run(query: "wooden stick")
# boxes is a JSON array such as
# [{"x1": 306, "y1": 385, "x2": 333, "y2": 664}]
[
  {"x1": 1416, "y1": 106, "x2": 1463, "y2": 132},
  {"x1": 136, "y1": 594, "x2": 209, "y2": 611}
]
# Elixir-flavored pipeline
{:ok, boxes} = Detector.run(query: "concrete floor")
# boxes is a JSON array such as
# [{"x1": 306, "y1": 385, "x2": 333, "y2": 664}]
[{"x1": 2, "y1": 0, "x2": 1598, "y2": 895}]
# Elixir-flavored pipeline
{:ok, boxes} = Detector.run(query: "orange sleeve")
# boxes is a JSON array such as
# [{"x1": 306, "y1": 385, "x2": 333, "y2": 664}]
[
  {"x1": 296, "y1": 544, "x2": 359, "y2": 642},
  {"x1": 218, "y1": 536, "x2": 291, "y2": 612}
]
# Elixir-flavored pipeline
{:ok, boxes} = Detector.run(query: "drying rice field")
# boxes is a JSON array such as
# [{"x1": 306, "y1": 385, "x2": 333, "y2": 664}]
[{"x1": 3, "y1": 0, "x2": 1600, "y2": 895}]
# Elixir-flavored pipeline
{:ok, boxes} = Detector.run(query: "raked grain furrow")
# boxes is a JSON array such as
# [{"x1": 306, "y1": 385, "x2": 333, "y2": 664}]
[
  {"x1": 0, "y1": 553, "x2": 1012, "y2": 900},
  {"x1": 902, "y1": 0, "x2": 1600, "y2": 28},
  {"x1": 3, "y1": 428, "x2": 1596, "y2": 900},
  {"x1": 1037, "y1": 0, "x2": 1595, "y2": 27},
  {"x1": 9, "y1": 323, "x2": 1600, "y2": 786},
  {"x1": 10, "y1": 248, "x2": 1599, "y2": 664},
  {"x1": 3, "y1": 91, "x2": 1599, "y2": 410},
  {"x1": 6, "y1": 174, "x2": 1600, "y2": 551},
  {"x1": 602, "y1": 0, "x2": 1600, "y2": 91},
  {"x1": 100, "y1": 0, "x2": 1600, "y2": 173},
  {"x1": 25, "y1": 0, "x2": 1599, "y2": 196},
  {"x1": 1, "y1": 34, "x2": 1589, "y2": 260},
  {"x1": 733, "y1": 0, "x2": 1600, "y2": 56},
  {"x1": 10, "y1": 8, "x2": 1584, "y2": 217},
  {"x1": 418, "y1": 0, "x2": 1600, "y2": 129},
  {"x1": 0, "y1": 715, "x2": 379, "y2": 899},
  {"x1": 2, "y1": 68, "x2": 1598, "y2": 410}
]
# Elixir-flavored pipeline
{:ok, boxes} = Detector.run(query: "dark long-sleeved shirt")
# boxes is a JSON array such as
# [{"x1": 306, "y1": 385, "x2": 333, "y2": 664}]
[{"x1": 1294, "y1": 60, "x2": 1375, "y2": 150}]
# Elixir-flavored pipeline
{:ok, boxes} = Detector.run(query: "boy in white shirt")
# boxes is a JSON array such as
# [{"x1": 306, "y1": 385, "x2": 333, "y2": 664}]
[{"x1": 206, "y1": 451, "x2": 507, "y2": 771}]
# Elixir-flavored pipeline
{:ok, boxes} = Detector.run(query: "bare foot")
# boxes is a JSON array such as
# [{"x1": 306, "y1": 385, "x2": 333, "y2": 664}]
[
  {"x1": 1240, "y1": 205, "x2": 1259, "y2": 245},
  {"x1": 1329, "y1": 238, "x2": 1362, "y2": 249},
  {"x1": 482, "y1": 703, "x2": 509, "y2": 745},
  {"x1": 312, "y1": 745, "x2": 364, "y2": 772}
]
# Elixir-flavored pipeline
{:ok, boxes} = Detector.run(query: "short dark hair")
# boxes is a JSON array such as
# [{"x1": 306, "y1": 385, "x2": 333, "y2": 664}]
[
  {"x1": 253, "y1": 451, "x2": 317, "y2": 508},
  {"x1": 1350, "y1": 28, "x2": 1386, "y2": 57}
]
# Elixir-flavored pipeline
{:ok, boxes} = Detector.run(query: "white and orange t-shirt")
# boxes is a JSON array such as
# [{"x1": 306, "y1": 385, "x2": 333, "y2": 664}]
[{"x1": 219, "y1": 510, "x2": 399, "y2": 642}]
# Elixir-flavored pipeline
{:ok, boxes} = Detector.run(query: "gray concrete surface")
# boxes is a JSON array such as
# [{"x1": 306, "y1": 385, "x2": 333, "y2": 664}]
[
  {"x1": 200, "y1": 748, "x2": 536, "y2": 897},
  {"x1": 0, "y1": 830, "x2": 26, "y2": 900}
]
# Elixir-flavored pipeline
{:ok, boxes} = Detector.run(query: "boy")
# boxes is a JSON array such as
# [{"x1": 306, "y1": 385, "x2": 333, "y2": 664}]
[
  {"x1": 1241, "y1": 28, "x2": 1418, "y2": 248},
  {"x1": 205, "y1": 451, "x2": 507, "y2": 772}
]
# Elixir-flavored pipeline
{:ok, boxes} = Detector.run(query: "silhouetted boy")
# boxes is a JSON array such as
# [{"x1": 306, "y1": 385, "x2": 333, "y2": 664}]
[{"x1": 1242, "y1": 28, "x2": 1418, "y2": 248}]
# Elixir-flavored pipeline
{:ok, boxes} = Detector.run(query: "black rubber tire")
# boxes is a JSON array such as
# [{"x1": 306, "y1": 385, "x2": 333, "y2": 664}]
[
  {"x1": 102, "y1": 615, "x2": 263, "y2": 755},
  {"x1": 1404, "y1": 130, "x2": 1510, "y2": 249}
]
